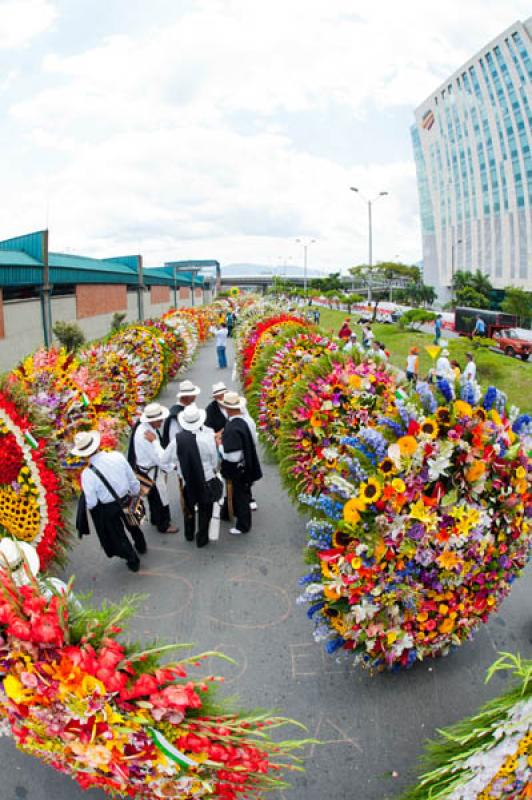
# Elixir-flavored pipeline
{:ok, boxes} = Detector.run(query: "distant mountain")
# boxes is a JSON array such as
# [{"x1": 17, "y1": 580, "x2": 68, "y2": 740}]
[{"x1": 221, "y1": 262, "x2": 327, "y2": 278}]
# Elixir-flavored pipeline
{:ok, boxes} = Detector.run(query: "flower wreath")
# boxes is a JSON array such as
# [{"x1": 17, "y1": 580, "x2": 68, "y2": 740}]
[
  {"x1": 0, "y1": 385, "x2": 70, "y2": 569},
  {"x1": 108, "y1": 326, "x2": 166, "y2": 400},
  {"x1": 401, "y1": 653, "x2": 531, "y2": 799},
  {"x1": 80, "y1": 343, "x2": 148, "y2": 426},
  {"x1": 0, "y1": 571, "x2": 307, "y2": 799},
  {"x1": 240, "y1": 315, "x2": 311, "y2": 387},
  {"x1": 298, "y1": 380, "x2": 531, "y2": 669}
]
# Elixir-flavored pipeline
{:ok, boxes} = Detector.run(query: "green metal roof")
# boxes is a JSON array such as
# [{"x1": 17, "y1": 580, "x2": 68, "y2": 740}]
[
  {"x1": 49, "y1": 252, "x2": 139, "y2": 284},
  {"x1": 0, "y1": 250, "x2": 42, "y2": 267}
]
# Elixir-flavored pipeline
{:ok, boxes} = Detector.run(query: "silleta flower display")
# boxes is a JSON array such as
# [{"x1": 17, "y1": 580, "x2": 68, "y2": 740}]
[
  {"x1": 237, "y1": 304, "x2": 532, "y2": 671},
  {"x1": 239, "y1": 313, "x2": 311, "y2": 387},
  {"x1": 0, "y1": 569, "x2": 307, "y2": 799},
  {"x1": 401, "y1": 653, "x2": 531, "y2": 799}
]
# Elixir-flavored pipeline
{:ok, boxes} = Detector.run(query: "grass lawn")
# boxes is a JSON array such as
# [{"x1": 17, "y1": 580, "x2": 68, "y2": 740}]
[{"x1": 317, "y1": 307, "x2": 532, "y2": 412}]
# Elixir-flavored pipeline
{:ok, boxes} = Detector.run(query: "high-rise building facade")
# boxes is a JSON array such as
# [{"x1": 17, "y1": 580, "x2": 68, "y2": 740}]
[{"x1": 411, "y1": 19, "x2": 532, "y2": 297}]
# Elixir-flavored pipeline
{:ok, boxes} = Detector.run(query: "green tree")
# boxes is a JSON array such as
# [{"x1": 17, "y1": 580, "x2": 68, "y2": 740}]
[
  {"x1": 455, "y1": 286, "x2": 491, "y2": 309},
  {"x1": 52, "y1": 321, "x2": 85, "y2": 352},
  {"x1": 398, "y1": 309, "x2": 438, "y2": 330},
  {"x1": 343, "y1": 293, "x2": 364, "y2": 313},
  {"x1": 501, "y1": 287, "x2": 532, "y2": 326},
  {"x1": 348, "y1": 262, "x2": 419, "y2": 319},
  {"x1": 309, "y1": 272, "x2": 344, "y2": 292},
  {"x1": 452, "y1": 270, "x2": 493, "y2": 309},
  {"x1": 110, "y1": 312, "x2": 127, "y2": 332}
]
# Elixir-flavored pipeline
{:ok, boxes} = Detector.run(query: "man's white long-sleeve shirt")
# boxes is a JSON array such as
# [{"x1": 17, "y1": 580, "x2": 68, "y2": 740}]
[
  {"x1": 163, "y1": 427, "x2": 218, "y2": 481},
  {"x1": 133, "y1": 422, "x2": 168, "y2": 471},
  {"x1": 81, "y1": 451, "x2": 140, "y2": 510}
]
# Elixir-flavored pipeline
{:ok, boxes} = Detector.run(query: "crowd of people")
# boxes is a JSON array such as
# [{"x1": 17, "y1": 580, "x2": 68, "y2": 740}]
[{"x1": 74, "y1": 378, "x2": 263, "y2": 573}]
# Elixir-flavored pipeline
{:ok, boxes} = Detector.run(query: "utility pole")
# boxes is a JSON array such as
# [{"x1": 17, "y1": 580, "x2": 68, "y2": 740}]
[
  {"x1": 41, "y1": 229, "x2": 52, "y2": 347},
  {"x1": 350, "y1": 187, "x2": 388, "y2": 306},
  {"x1": 295, "y1": 238, "x2": 316, "y2": 294},
  {"x1": 137, "y1": 254, "x2": 145, "y2": 320}
]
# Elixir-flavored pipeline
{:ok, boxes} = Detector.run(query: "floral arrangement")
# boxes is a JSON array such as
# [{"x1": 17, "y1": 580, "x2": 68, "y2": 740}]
[
  {"x1": 9, "y1": 348, "x2": 124, "y2": 491},
  {"x1": 239, "y1": 314, "x2": 311, "y2": 387},
  {"x1": 278, "y1": 353, "x2": 398, "y2": 507},
  {"x1": 253, "y1": 332, "x2": 338, "y2": 450},
  {"x1": 162, "y1": 311, "x2": 199, "y2": 365},
  {"x1": 80, "y1": 343, "x2": 148, "y2": 426},
  {"x1": 0, "y1": 382, "x2": 70, "y2": 568},
  {"x1": 143, "y1": 318, "x2": 188, "y2": 381},
  {"x1": 108, "y1": 326, "x2": 167, "y2": 399},
  {"x1": 238, "y1": 307, "x2": 532, "y2": 671},
  {"x1": 401, "y1": 653, "x2": 531, "y2": 799},
  {"x1": 0, "y1": 570, "x2": 308, "y2": 799}
]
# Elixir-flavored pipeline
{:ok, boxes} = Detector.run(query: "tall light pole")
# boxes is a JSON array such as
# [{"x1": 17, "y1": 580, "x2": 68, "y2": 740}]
[
  {"x1": 349, "y1": 187, "x2": 388, "y2": 302},
  {"x1": 295, "y1": 238, "x2": 316, "y2": 295},
  {"x1": 450, "y1": 238, "x2": 462, "y2": 307}
]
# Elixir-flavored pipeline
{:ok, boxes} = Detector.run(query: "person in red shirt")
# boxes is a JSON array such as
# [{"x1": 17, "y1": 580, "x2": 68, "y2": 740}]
[{"x1": 338, "y1": 317, "x2": 352, "y2": 340}]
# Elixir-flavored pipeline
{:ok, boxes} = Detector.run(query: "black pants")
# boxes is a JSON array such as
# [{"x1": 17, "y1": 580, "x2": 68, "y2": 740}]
[
  {"x1": 147, "y1": 483, "x2": 171, "y2": 532},
  {"x1": 91, "y1": 501, "x2": 145, "y2": 565},
  {"x1": 183, "y1": 489, "x2": 213, "y2": 547},
  {"x1": 222, "y1": 476, "x2": 252, "y2": 533}
]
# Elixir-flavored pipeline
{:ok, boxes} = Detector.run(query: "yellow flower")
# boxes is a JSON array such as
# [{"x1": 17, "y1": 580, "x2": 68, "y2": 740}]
[
  {"x1": 409, "y1": 499, "x2": 437, "y2": 529},
  {"x1": 351, "y1": 556, "x2": 362, "y2": 569},
  {"x1": 348, "y1": 374, "x2": 361, "y2": 389},
  {"x1": 454, "y1": 400, "x2": 473, "y2": 417},
  {"x1": 437, "y1": 550, "x2": 460, "y2": 569},
  {"x1": 397, "y1": 436, "x2": 418, "y2": 456},
  {"x1": 378, "y1": 457, "x2": 396, "y2": 476},
  {"x1": 343, "y1": 499, "x2": 361, "y2": 526},
  {"x1": 515, "y1": 466, "x2": 526, "y2": 480},
  {"x1": 360, "y1": 478, "x2": 382, "y2": 503},
  {"x1": 391, "y1": 478, "x2": 406, "y2": 494},
  {"x1": 3, "y1": 675, "x2": 32, "y2": 704},
  {"x1": 420, "y1": 419, "x2": 439, "y2": 439}
]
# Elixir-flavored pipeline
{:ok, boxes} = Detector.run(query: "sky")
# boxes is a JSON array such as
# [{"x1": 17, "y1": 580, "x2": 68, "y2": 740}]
[{"x1": 0, "y1": 0, "x2": 530, "y2": 273}]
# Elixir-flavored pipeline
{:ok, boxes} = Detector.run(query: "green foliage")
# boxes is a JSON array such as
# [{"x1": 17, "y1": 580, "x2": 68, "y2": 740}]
[
  {"x1": 501, "y1": 286, "x2": 532, "y2": 326},
  {"x1": 398, "y1": 309, "x2": 438, "y2": 329},
  {"x1": 110, "y1": 311, "x2": 127, "y2": 332},
  {"x1": 455, "y1": 286, "x2": 491, "y2": 309},
  {"x1": 52, "y1": 321, "x2": 86, "y2": 352},
  {"x1": 309, "y1": 272, "x2": 343, "y2": 292},
  {"x1": 343, "y1": 293, "x2": 364, "y2": 312},
  {"x1": 452, "y1": 269, "x2": 493, "y2": 309}
]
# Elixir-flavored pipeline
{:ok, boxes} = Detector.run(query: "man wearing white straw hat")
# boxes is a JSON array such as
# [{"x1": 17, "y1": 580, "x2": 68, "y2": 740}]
[
  {"x1": 73, "y1": 430, "x2": 147, "y2": 572},
  {"x1": 161, "y1": 379, "x2": 201, "y2": 447},
  {"x1": 219, "y1": 391, "x2": 262, "y2": 535},
  {"x1": 205, "y1": 382, "x2": 229, "y2": 433},
  {"x1": 162, "y1": 404, "x2": 221, "y2": 547},
  {"x1": 128, "y1": 403, "x2": 178, "y2": 534}
]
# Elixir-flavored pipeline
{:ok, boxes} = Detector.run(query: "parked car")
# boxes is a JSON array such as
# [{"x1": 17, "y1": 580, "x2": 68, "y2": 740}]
[{"x1": 493, "y1": 328, "x2": 532, "y2": 361}]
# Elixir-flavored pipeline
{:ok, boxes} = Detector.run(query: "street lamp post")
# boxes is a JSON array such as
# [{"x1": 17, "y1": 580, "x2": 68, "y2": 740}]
[
  {"x1": 173, "y1": 264, "x2": 177, "y2": 309},
  {"x1": 349, "y1": 187, "x2": 389, "y2": 302},
  {"x1": 295, "y1": 238, "x2": 316, "y2": 295},
  {"x1": 450, "y1": 238, "x2": 462, "y2": 307}
]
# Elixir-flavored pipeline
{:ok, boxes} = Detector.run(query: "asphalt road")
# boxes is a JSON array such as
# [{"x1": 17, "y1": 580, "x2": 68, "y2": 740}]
[{"x1": 2, "y1": 337, "x2": 531, "y2": 800}]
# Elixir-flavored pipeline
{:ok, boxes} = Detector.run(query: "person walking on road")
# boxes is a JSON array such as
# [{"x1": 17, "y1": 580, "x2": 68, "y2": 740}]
[
  {"x1": 161, "y1": 380, "x2": 201, "y2": 446},
  {"x1": 215, "y1": 322, "x2": 229, "y2": 368},
  {"x1": 219, "y1": 392, "x2": 262, "y2": 536},
  {"x1": 472, "y1": 315, "x2": 486, "y2": 337},
  {"x1": 74, "y1": 430, "x2": 147, "y2": 572},
  {"x1": 163, "y1": 404, "x2": 221, "y2": 548},
  {"x1": 433, "y1": 314, "x2": 442, "y2": 345},
  {"x1": 128, "y1": 403, "x2": 178, "y2": 534}
]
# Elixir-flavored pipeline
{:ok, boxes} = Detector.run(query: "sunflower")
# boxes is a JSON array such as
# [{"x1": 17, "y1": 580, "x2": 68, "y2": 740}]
[
  {"x1": 360, "y1": 477, "x2": 382, "y2": 504},
  {"x1": 473, "y1": 407, "x2": 487, "y2": 421},
  {"x1": 378, "y1": 457, "x2": 396, "y2": 476},
  {"x1": 420, "y1": 419, "x2": 439, "y2": 439},
  {"x1": 454, "y1": 399, "x2": 473, "y2": 417},
  {"x1": 436, "y1": 407, "x2": 451, "y2": 426}
]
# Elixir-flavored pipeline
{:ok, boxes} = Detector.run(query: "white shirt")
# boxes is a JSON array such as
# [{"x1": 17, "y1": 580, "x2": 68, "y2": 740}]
[
  {"x1": 164, "y1": 427, "x2": 218, "y2": 481},
  {"x1": 463, "y1": 360, "x2": 476, "y2": 382},
  {"x1": 242, "y1": 409, "x2": 258, "y2": 445},
  {"x1": 436, "y1": 356, "x2": 451, "y2": 377},
  {"x1": 81, "y1": 451, "x2": 140, "y2": 510},
  {"x1": 406, "y1": 354, "x2": 418, "y2": 372},
  {"x1": 215, "y1": 328, "x2": 228, "y2": 347},
  {"x1": 133, "y1": 422, "x2": 167, "y2": 471}
]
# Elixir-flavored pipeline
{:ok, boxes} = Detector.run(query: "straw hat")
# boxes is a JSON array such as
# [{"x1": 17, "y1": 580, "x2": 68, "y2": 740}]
[
  {"x1": 220, "y1": 391, "x2": 243, "y2": 410},
  {"x1": 0, "y1": 538, "x2": 40, "y2": 584},
  {"x1": 212, "y1": 381, "x2": 228, "y2": 397},
  {"x1": 178, "y1": 403, "x2": 207, "y2": 431},
  {"x1": 70, "y1": 430, "x2": 101, "y2": 457},
  {"x1": 140, "y1": 402, "x2": 170, "y2": 424},
  {"x1": 176, "y1": 380, "x2": 201, "y2": 400}
]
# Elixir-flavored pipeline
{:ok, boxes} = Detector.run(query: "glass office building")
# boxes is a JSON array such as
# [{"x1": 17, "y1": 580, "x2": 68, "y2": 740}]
[{"x1": 411, "y1": 18, "x2": 532, "y2": 298}]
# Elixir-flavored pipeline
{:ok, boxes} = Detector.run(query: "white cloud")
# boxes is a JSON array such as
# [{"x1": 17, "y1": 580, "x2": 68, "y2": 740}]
[
  {"x1": 0, "y1": 0, "x2": 56, "y2": 48},
  {"x1": 3, "y1": 0, "x2": 531, "y2": 272}
]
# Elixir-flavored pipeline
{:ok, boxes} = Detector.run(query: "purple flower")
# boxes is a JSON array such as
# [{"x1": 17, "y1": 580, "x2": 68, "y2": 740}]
[{"x1": 407, "y1": 523, "x2": 425, "y2": 541}]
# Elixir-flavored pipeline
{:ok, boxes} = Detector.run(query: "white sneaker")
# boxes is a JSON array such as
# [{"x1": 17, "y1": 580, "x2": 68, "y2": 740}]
[
  {"x1": 229, "y1": 527, "x2": 244, "y2": 535},
  {"x1": 249, "y1": 501, "x2": 258, "y2": 511}
]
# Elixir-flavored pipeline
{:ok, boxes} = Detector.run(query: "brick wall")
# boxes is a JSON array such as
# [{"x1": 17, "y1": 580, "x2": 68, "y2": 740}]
[
  {"x1": 0, "y1": 289, "x2": 4, "y2": 339},
  {"x1": 76, "y1": 284, "x2": 127, "y2": 319},
  {"x1": 179, "y1": 287, "x2": 190, "y2": 301},
  {"x1": 150, "y1": 285, "x2": 170, "y2": 304},
  {"x1": 194, "y1": 287, "x2": 202, "y2": 300}
]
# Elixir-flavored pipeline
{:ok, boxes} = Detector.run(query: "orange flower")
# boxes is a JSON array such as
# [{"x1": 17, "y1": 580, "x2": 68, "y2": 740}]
[
  {"x1": 437, "y1": 550, "x2": 460, "y2": 569},
  {"x1": 397, "y1": 436, "x2": 418, "y2": 456},
  {"x1": 465, "y1": 461, "x2": 486, "y2": 483},
  {"x1": 439, "y1": 617, "x2": 455, "y2": 634}
]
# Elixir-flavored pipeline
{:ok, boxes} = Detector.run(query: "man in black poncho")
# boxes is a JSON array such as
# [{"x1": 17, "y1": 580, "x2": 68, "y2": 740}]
[
  {"x1": 205, "y1": 381, "x2": 228, "y2": 433},
  {"x1": 161, "y1": 379, "x2": 201, "y2": 447},
  {"x1": 219, "y1": 391, "x2": 262, "y2": 535}
]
